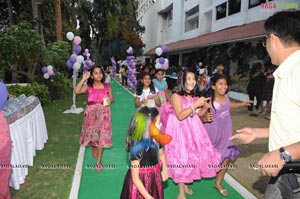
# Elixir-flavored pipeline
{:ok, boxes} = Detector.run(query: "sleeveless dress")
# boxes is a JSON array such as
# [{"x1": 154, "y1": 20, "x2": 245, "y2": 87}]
[
  {"x1": 0, "y1": 83, "x2": 12, "y2": 199},
  {"x1": 120, "y1": 142, "x2": 163, "y2": 199},
  {"x1": 153, "y1": 79, "x2": 168, "y2": 104},
  {"x1": 79, "y1": 83, "x2": 112, "y2": 148},
  {"x1": 164, "y1": 94, "x2": 221, "y2": 183},
  {"x1": 204, "y1": 95, "x2": 241, "y2": 162}
]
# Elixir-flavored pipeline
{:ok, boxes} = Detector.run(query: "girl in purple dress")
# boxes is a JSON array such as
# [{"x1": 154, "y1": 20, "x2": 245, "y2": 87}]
[
  {"x1": 203, "y1": 74, "x2": 252, "y2": 196},
  {"x1": 164, "y1": 69, "x2": 221, "y2": 199},
  {"x1": 75, "y1": 66, "x2": 115, "y2": 171},
  {"x1": 120, "y1": 106, "x2": 169, "y2": 199}
]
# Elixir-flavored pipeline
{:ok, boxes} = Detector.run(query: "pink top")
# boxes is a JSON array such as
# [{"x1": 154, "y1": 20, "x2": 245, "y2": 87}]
[{"x1": 87, "y1": 83, "x2": 110, "y2": 105}]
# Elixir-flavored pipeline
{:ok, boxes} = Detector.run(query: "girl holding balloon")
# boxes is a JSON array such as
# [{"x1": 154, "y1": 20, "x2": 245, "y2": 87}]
[
  {"x1": 163, "y1": 68, "x2": 221, "y2": 199},
  {"x1": 75, "y1": 65, "x2": 114, "y2": 171},
  {"x1": 120, "y1": 106, "x2": 170, "y2": 199},
  {"x1": 135, "y1": 72, "x2": 160, "y2": 108}
]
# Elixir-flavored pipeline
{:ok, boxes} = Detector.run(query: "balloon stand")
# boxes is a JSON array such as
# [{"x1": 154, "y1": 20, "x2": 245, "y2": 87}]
[{"x1": 63, "y1": 69, "x2": 84, "y2": 114}]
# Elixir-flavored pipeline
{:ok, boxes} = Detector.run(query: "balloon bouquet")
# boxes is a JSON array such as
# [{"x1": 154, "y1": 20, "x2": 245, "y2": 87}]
[
  {"x1": 41, "y1": 65, "x2": 55, "y2": 79},
  {"x1": 126, "y1": 47, "x2": 137, "y2": 90},
  {"x1": 63, "y1": 32, "x2": 85, "y2": 114},
  {"x1": 154, "y1": 45, "x2": 169, "y2": 70},
  {"x1": 111, "y1": 57, "x2": 117, "y2": 77}
]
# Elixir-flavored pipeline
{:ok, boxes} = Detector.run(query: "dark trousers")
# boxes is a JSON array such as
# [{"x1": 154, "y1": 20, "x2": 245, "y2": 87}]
[
  {"x1": 122, "y1": 76, "x2": 127, "y2": 86},
  {"x1": 248, "y1": 91, "x2": 263, "y2": 111}
]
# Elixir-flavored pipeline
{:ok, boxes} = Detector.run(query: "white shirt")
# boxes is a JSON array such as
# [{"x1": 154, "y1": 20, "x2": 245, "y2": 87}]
[
  {"x1": 135, "y1": 87, "x2": 159, "y2": 108},
  {"x1": 269, "y1": 50, "x2": 300, "y2": 151}
]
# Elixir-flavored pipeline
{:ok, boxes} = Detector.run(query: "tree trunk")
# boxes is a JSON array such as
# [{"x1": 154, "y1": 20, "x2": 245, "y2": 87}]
[
  {"x1": 31, "y1": 0, "x2": 39, "y2": 33},
  {"x1": 7, "y1": 0, "x2": 14, "y2": 26},
  {"x1": 55, "y1": 0, "x2": 63, "y2": 41}
]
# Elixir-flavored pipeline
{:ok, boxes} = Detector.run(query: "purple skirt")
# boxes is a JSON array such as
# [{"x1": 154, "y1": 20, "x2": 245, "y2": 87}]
[{"x1": 120, "y1": 164, "x2": 163, "y2": 199}]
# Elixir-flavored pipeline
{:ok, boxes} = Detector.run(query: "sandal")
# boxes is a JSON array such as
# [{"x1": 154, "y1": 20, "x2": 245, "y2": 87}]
[
  {"x1": 184, "y1": 185, "x2": 193, "y2": 195},
  {"x1": 95, "y1": 164, "x2": 103, "y2": 172},
  {"x1": 214, "y1": 184, "x2": 228, "y2": 197}
]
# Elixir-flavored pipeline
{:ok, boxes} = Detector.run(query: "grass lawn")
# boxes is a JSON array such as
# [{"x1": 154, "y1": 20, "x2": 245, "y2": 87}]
[{"x1": 10, "y1": 90, "x2": 87, "y2": 199}]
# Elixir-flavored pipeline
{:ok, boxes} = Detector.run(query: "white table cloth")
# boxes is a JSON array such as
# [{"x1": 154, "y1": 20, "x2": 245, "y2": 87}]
[{"x1": 8, "y1": 103, "x2": 48, "y2": 190}]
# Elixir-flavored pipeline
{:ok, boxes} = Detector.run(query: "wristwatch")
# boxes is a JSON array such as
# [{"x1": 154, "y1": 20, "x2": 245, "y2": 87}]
[{"x1": 279, "y1": 147, "x2": 292, "y2": 163}]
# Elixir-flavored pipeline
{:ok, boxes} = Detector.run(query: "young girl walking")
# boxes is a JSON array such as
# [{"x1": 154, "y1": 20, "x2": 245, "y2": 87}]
[
  {"x1": 120, "y1": 106, "x2": 170, "y2": 199},
  {"x1": 135, "y1": 72, "x2": 160, "y2": 108},
  {"x1": 163, "y1": 68, "x2": 221, "y2": 199},
  {"x1": 203, "y1": 74, "x2": 252, "y2": 196},
  {"x1": 75, "y1": 66, "x2": 114, "y2": 171},
  {"x1": 153, "y1": 69, "x2": 170, "y2": 104}
]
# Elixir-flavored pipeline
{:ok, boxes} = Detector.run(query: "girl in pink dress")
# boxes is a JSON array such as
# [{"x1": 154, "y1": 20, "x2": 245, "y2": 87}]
[
  {"x1": 164, "y1": 69, "x2": 221, "y2": 199},
  {"x1": 75, "y1": 66, "x2": 114, "y2": 171},
  {"x1": 0, "y1": 82, "x2": 12, "y2": 199}
]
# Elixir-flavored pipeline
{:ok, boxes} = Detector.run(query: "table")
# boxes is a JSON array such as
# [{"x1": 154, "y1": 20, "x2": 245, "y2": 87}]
[{"x1": 8, "y1": 103, "x2": 48, "y2": 190}]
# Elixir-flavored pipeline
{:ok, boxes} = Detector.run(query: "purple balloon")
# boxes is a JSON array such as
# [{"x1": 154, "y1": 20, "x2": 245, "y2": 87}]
[
  {"x1": 161, "y1": 45, "x2": 168, "y2": 53},
  {"x1": 0, "y1": 82, "x2": 8, "y2": 110},
  {"x1": 42, "y1": 67, "x2": 48, "y2": 73},
  {"x1": 66, "y1": 61, "x2": 73, "y2": 68},
  {"x1": 69, "y1": 54, "x2": 77, "y2": 64},
  {"x1": 73, "y1": 45, "x2": 82, "y2": 54},
  {"x1": 159, "y1": 57, "x2": 165, "y2": 64}
]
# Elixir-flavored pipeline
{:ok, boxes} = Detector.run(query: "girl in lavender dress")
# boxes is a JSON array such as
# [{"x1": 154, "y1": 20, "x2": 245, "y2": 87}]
[
  {"x1": 164, "y1": 69, "x2": 221, "y2": 199},
  {"x1": 203, "y1": 74, "x2": 252, "y2": 196},
  {"x1": 75, "y1": 66, "x2": 115, "y2": 171}
]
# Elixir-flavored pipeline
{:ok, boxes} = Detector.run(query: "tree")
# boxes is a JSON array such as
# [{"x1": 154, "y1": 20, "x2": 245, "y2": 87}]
[
  {"x1": 55, "y1": 0, "x2": 63, "y2": 41},
  {"x1": 0, "y1": 22, "x2": 44, "y2": 83}
]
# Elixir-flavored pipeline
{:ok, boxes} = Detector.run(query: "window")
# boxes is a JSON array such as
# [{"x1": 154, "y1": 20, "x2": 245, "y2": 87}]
[
  {"x1": 228, "y1": 0, "x2": 241, "y2": 15},
  {"x1": 185, "y1": 6, "x2": 199, "y2": 32},
  {"x1": 216, "y1": 2, "x2": 226, "y2": 20},
  {"x1": 167, "y1": 9, "x2": 173, "y2": 27},
  {"x1": 249, "y1": 0, "x2": 266, "y2": 9}
]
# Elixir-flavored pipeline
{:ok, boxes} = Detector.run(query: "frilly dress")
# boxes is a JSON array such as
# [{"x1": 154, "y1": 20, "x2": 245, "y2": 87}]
[
  {"x1": 163, "y1": 94, "x2": 221, "y2": 183},
  {"x1": 203, "y1": 95, "x2": 241, "y2": 162},
  {"x1": 120, "y1": 140, "x2": 163, "y2": 199},
  {"x1": 79, "y1": 83, "x2": 112, "y2": 148}
]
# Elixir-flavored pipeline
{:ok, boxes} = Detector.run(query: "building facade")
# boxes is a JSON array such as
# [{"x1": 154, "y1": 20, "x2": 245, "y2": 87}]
[{"x1": 137, "y1": 0, "x2": 299, "y2": 68}]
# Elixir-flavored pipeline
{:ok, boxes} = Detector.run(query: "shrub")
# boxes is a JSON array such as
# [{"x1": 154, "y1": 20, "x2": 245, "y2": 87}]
[
  {"x1": 47, "y1": 73, "x2": 71, "y2": 100},
  {"x1": 230, "y1": 75, "x2": 249, "y2": 93},
  {"x1": 8, "y1": 83, "x2": 51, "y2": 105}
]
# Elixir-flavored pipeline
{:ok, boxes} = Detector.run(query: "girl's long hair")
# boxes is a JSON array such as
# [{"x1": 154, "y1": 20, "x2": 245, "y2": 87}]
[
  {"x1": 176, "y1": 68, "x2": 200, "y2": 97},
  {"x1": 86, "y1": 66, "x2": 106, "y2": 86},
  {"x1": 125, "y1": 106, "x2": 159, "y2": 151},
  {"x1": 135, "y1": 72, "x2": 156, "y2": 95},
  {"x1": 205, "y1": 74, "x2": 229, "y2": 111}
]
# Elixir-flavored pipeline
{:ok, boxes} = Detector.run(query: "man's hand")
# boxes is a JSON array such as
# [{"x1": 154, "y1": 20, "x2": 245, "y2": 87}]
[
  {"x1": 229, "y1": 127, "x2": 257, "y2": 144},
  {"x1": 257, "y1": 150, "x2": 285, "y2": 177}
]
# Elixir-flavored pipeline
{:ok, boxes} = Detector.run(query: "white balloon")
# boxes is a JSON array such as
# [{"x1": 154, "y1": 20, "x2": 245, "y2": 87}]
[
  {"x1": 155, "y1": 63, "x2": 162, "y2": 69},
  {"x1": 47, "y1": 65, "x2": 53, "y2": 70},
  {"x1": 155, "y1": 47, "x2": 163, "y2": 56},
  {"x1": 86, "y1": 53, "x2": 90, "y2": 57},
  {"x1": 164, "y1": 58, "x2": 169, "y2": 64},
  {"x1": 128, "y1": 47, "x2": 133, "y2": 51},
  {"x1": 73, "y1": 62, "x2": 81, "y2": 70},
  {"x1": 43, "y1": 73, "x2": 50, "y2": 79},
  {"x1": 76, "y1": 55, "x2": 84, "y2": 63},
  {"x1": 66, "y1": 32, "x2": 74, "y2": 41}
]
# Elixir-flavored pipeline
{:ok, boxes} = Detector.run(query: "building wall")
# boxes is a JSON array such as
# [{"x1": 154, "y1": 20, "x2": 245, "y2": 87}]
[{"x1": 137, "y1": 0, "x2": 299, "y2": 57}]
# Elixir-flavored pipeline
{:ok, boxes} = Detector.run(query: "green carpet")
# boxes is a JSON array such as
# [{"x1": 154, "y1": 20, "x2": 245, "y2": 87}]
[{"x1": 78, "y1": 79, "x2": 244, "y2": 199}]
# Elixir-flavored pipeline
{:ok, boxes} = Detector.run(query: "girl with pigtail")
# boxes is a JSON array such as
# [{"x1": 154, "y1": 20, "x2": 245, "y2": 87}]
[{"x1": 120, "y1": 106, "x2": 171, "y2": 199}]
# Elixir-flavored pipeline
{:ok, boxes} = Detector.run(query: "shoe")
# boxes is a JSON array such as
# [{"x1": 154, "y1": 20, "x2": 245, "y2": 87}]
[
  {"x1": 214, "y1": 185, "x2": 228, "y2": 197},
  {"x1": 96, "y1": 164, "x2": 103, "y2": 172},
  {"x1": 250, "y1": 113, "x2": 258, "y2": 117}
]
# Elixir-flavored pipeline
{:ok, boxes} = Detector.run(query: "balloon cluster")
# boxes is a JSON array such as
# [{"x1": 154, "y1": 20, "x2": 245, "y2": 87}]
[
  {"x1": 65, "y1": 32, "x2": 84, "y2": 70},
  {"x1": 41, "y1": 65, "x2": 55, "y2": 79},
  {"x1": 111, "y1": 57, "x2": 117, "y2": 77},
  {"x1": 126, "y1": 47, "x2": 137, "y2": 90},
  {"x1": 82, "y1": 49, "x2": 95, "y2": 72},
  {"x1": 154, "y1": 45, "x2": 169, "y2": 70}
]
